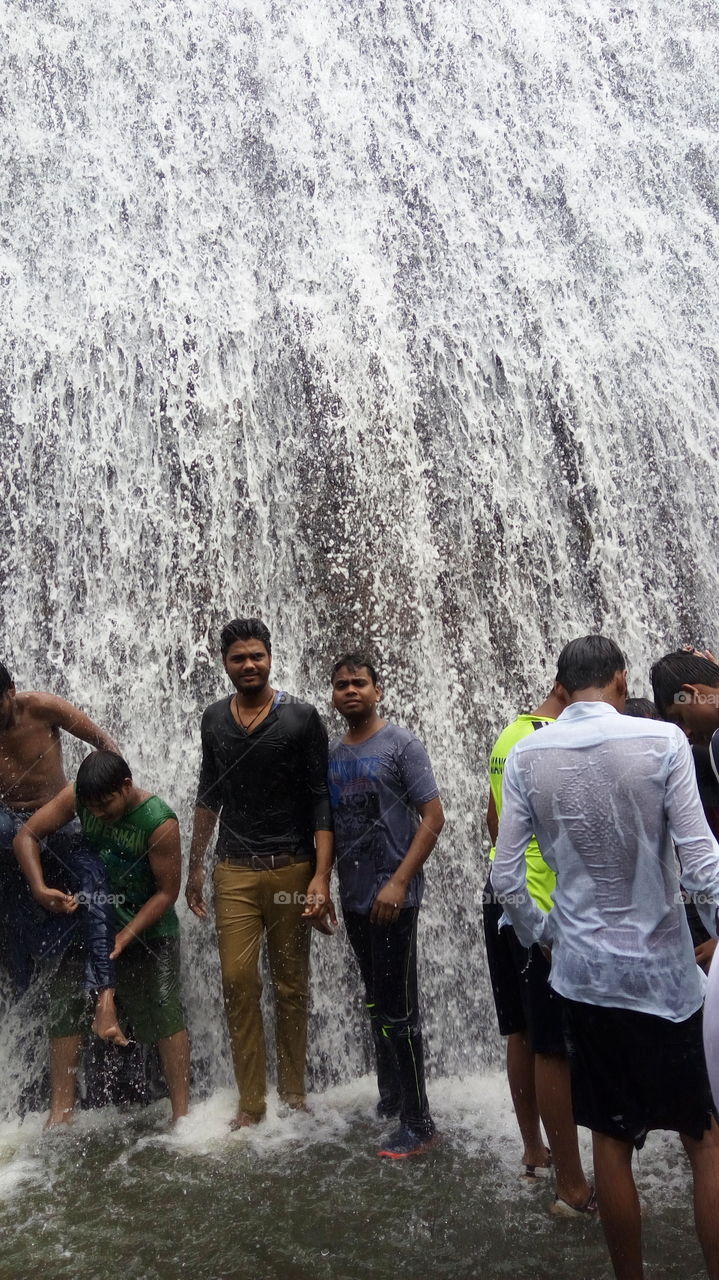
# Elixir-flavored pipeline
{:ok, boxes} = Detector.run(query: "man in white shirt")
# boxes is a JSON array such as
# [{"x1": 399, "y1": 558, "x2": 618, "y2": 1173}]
[{"x1": 493, "y1": 635, "x2": 719, "y2": 1280}]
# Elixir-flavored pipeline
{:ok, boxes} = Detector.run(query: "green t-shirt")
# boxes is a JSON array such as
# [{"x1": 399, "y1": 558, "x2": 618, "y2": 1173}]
[
  {"x1": 77, "y1": 794, "x2": 180, "y2": 941},
  {"x1": 488, "y1": 714, "x2": 556, "y2": 914}
]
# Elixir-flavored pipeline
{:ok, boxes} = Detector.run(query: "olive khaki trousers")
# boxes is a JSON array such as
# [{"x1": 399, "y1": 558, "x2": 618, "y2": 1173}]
[{"x1": 214, "y1": 859, "x2": 312, "y2": 1118}]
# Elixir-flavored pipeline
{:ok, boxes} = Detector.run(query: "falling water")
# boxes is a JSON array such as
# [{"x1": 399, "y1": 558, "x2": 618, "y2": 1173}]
[{"x1": 0, "y1": 1, "x2": 718, "y2": 1274}]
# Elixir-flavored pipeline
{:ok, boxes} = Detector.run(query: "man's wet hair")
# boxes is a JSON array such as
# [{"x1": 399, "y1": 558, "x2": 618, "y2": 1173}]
[
  {"x1": 623, "y1": 697, "x2": 663, "y2": 720},
  {"x1": 0, "y1": 664, "x2": 12, "y2": 697},
  {"x1": 556, "y1": 635, "x2": 626, "y2": 694},
  {"x1": 76, "y1": 751, "x2": 133, "y2": 804},
  {"x1": 650, "y1": 651, "x2": 719, "y2": 716},
  {"x1": 330, "y1": 652, "x2": 380, "y2": 686},
  {"x1": 220, "y1": 617, "x2": 272, "y2": 658}
]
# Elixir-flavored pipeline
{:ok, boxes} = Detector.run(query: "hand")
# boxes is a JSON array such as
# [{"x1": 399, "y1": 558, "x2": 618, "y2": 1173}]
[
  {"x1": 695, "y1": 938, "x2": 718, "y2": 974},
  {"x1": 370, "y1": 878, "x2": 407, "y2": 926},
  {"x1": 186, "y1": 870, "x2": 208, "y2": 920},
  {"x1": 35, "y1": 886, "x2": 78, "y2": 915},
  {"x1": 682, "y1": 645, "x2": 718, "y2": 665},
  {"x1": 110, "y1": 927, "x2": 133, "y2": 960},
  {"x1": 302, "y1": 874, "x2": 338, "y2": 927}
]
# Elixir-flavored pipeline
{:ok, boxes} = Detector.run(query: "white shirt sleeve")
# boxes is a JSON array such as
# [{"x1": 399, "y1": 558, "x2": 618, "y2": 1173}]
[
  {"x1": 666, "y1": 732, "x2": 719, "y2": 938},
  {"x1": 491, "y1": 749, "x2": 552, "y2": 948}
]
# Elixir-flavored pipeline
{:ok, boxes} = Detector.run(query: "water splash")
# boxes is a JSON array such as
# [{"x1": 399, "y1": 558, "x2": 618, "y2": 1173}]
[{"x1": 1, "y1": 0, "x2": 718, "y2": 1107}]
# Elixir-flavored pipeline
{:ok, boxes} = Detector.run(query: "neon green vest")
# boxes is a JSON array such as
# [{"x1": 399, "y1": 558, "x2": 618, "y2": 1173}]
[{"x1": 489, "y1": 714, "x2": 556, "y2": 914}]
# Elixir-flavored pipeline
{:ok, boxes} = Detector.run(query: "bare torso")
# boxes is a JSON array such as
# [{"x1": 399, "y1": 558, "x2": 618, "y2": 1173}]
[
  {"x1": 0, "y1": 693, "x2": 71, "y2": 811},
  {"x1": 0, "y1": 685, "x2": 123, "y2": 814}
]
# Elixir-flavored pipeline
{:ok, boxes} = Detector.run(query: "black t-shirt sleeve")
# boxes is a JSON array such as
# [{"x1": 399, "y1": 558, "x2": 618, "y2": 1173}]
[
  {"x1": 302, "y1": 707, "x2": 333, "y2": 832},
  {"x1": 195, "y1": 711, "x2": 222, "y2": 813}
]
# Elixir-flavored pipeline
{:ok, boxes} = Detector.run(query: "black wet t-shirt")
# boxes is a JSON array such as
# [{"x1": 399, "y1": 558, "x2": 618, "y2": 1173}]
[{"x1": 196, "y1": 693, "x2": 333, "y2": 858}]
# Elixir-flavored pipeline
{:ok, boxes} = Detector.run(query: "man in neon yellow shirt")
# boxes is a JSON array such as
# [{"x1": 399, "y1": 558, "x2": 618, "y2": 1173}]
[{"x1": 484, "y1": 683, "x2": 594, "y2": 1215}]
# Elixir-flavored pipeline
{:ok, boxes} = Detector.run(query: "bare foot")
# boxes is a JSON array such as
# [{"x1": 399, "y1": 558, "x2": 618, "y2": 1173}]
[
  {"x1": 45, "y1": 1110, "x2": 74, "y2": 1130},
  {"x1": 285, "y1": 1099, "x2": 311, "y2": 1114},
  {"x1": 92, "y1": 990, "x2": 129, "y2": 1046},
  {"x1": 229, "y1": 1111, "x2": 264, "y2": 1130}
]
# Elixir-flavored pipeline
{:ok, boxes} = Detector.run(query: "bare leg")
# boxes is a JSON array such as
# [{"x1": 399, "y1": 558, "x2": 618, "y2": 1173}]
[
  {"x1": 47, "y1": 1035, "x2": 82, "y2": 1128},
  {"x1": 535, "y1": 1052, "x2": 592, "y2": 1205},
  {"x1": 506, "y1": 1031, "x2": 547, "y2": 1167},
  {"x1": 592, "y1": 1131, "x2": 643, "y2": 1280},
  {"x1": 681, "y1": 1118, "x2": 719, "y2": 1280},
  {"x1": 92, "y1": 989, "x2": 128, "y2": 1046},
  {"x1": 157, "y1": 1030, "x2": 191, "y2": 1122}
]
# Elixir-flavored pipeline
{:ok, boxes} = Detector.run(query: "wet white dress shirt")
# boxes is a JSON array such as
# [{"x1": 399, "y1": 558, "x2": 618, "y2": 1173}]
[{"x1": 492, "y1": 701, "x2": 719, "y2": 1022}]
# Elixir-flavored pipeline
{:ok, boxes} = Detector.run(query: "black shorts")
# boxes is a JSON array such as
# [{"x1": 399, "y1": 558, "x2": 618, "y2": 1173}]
[
  {"x1": 482, "y1": 875, "x2": 566, "y2": 1056},
  {"x1": 563, "y1": 998, "x2": 715, "y2": 1149}
]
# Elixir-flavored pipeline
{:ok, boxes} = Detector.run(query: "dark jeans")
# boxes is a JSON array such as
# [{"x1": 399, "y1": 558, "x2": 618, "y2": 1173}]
[
  {"x1": 344, "y1": 907, "x2": 434, "y2": 1137},
  {"x1": 0, "y1": 805, "x2": 116, "y2": 993}
]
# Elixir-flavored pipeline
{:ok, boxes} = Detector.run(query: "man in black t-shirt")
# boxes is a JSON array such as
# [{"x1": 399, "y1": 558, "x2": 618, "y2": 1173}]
[{"x1": 186, "y1": 618, "x2": 334, "y2": 1128}]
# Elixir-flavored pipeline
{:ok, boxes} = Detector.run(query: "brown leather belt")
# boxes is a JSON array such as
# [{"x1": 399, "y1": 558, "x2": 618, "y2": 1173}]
[{"x1": 218, "y1": 853, "x2": 311, "y2": 870}]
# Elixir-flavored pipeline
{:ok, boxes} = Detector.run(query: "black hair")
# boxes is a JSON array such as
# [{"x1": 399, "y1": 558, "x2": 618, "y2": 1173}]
[
  {"x1": 220, "y1": 617, "x2": 272, "y2": 658},
  {"x1": 650, "y1": 651, "x2": 719, "y2": 715},
  {"x1": 556, "y1": 635, "x2": 626, "y2": 694},
  {"x1": 75, "y1": 751, "x2": 133, "y2": 804},
  {"x1": 623, "y1": 697, "x2": 662, "y2": 720},
  {"x1": 330, "y1": 651, "x2": 380, "y2": 686},
  {"x1": 0, "y1": 664, "x2": 12, "y2": 696}
]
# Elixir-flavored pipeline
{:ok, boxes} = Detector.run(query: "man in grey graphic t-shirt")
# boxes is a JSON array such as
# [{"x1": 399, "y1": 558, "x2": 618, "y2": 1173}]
[{"x1": 328, "y1": 652, "x2": 444, "y2": 1159}]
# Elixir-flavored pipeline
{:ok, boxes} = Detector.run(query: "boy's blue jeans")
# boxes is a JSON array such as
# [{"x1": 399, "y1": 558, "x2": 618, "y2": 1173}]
[{"x1": 0, "y1": 805, "x2": 116, "y2": 992}]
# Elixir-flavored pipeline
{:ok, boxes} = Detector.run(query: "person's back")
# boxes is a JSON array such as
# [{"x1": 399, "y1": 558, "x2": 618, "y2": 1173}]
[
  {"x1": 502, "y1": 702, "x2": 708, "y2": 1018},
  {"x1": 494, "y1": 635, "x2": 719, "y2": 1280}
]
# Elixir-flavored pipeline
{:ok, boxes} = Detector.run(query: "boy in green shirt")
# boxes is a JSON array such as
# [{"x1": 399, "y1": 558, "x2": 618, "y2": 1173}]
[{"x1": 14, "y1": 751, "x2": 189, "y2": 1126}]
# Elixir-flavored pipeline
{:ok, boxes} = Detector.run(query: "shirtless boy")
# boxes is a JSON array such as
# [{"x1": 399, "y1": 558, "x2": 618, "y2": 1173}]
[{"x1": 0, "y1": 661, "x2": 122, "y2": 1038}]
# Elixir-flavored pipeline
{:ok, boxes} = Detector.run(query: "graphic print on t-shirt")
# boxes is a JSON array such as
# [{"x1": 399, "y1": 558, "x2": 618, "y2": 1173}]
[
  {"x1": 330, "y1": 756, "x2": 382, "y2": 864},
  {"x1": 328, "y1": 724, "x2": 439, "y2": 915}
]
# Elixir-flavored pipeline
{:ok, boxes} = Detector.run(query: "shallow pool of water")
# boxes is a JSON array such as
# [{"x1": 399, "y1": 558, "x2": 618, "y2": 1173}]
[{"x1": 0, "y1": 1074, "x2": 705, "y2": 1280}]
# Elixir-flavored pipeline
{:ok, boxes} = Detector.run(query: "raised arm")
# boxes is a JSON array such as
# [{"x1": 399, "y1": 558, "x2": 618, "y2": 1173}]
[
  {"x1": 35, "y1": 693, "x2": 120, "y2": 754},
  {"x1": 112, "y1": 818, "x2": 181, "y2": 956},
  {"x1": 13, "y1": 784, "x2": 79, "y2": 913}
]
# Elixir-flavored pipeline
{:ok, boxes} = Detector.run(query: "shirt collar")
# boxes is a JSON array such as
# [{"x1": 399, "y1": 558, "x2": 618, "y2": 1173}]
[{"x1": 558, "y1": 700, "x2": 621, "y2": 721}]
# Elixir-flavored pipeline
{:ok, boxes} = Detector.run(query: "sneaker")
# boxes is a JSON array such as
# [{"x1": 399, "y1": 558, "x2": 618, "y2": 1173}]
[{"x1": 376, "y1": 1125, "x2": 437, "y2": 1159}]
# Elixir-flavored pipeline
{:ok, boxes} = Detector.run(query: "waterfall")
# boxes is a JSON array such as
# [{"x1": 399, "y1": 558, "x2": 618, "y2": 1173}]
[{"x1": 1, "y1": 0, "x2": 718, "y2": 1108}]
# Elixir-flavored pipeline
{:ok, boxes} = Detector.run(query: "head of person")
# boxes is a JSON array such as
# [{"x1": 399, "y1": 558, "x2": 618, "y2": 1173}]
[
  {"x1": 330, "y1": 652, "x2": 381, "y2": 722},
  {"x1": 0, "y1": 663, "x2": 15, "y2": 729},
  {"x1": 623, "y1": 697, "x2": 663, "y2": 720},
  {"x1": 555, "y1": 635, "x2": 627, "y2": 708},
  {"x1": 650, "y1": 650, "x2": 719, "y2": 744},
  {"x1": 220, "y1": 618, "x2": 272, "y2": 694},
  {"x1": 75, "y1": 751, "x2": 134, "y2": 823}
]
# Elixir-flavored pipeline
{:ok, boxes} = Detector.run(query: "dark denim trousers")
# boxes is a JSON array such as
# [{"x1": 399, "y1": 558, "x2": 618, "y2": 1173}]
[
  {"x1": 0, "y1": 805, "x2": 116, "y2": 992},
  {"x1": 344, "y1": 907, "x2": 434, "y2": 1137}
]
